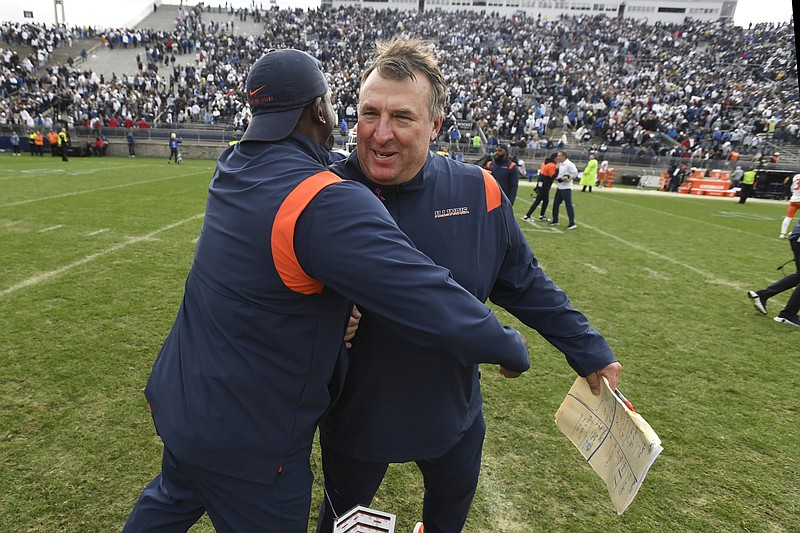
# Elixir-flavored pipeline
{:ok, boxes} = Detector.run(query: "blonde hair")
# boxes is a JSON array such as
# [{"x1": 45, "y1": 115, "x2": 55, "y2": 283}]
[{"x1": 361, "y1": 37, "x2": 446, "y2": 121}]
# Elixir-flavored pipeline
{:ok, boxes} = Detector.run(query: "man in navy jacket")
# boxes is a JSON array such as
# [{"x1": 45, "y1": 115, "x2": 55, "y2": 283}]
[
  {"x1": 318, "y1": 38, "x2": 621, "y2": 533},
  {"x1": 124, "y1": 49, "x2": 529, "y2": 533},
  {"x1": 484, "y1": 143, "x2": 520, "y2": 205}
]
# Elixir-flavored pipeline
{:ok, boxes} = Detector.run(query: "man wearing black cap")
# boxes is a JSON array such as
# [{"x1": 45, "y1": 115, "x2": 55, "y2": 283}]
[
  {"x1": 483, "y1": 143, "x2": 520, "y2": 204},
  {"x1": 124, "y1": 49, "x2": 531, "y2": 532}
]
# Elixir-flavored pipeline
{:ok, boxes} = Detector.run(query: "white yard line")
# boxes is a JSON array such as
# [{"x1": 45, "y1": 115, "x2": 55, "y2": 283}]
[
  {"x1": 595, "y1": 193, "x2": 779, "y2": 240},
  {"x1": 0, "y1": 214, "x2": 204, "y2": 298},
  {"x1": 0, "y1": 163, "x2": 154, "y2": 180},
  {"x1": 643, "y1": 267, "x2": 669, "y2": 281},
  {"x1": 86, "y1": 228, "x2": 110, "y2": 236},
  {"x1": 38, "y1": 224, "x2": 63, "y2": 233},
  {"x1": 0, "y1": 170, "x2": 205, "y2": 208},
  {"x1": 585, "y1": 263, "x2": 608, "y2": 275},
  {"x1": 581, "y1": 222, "x2": 745, "y2": 290}
]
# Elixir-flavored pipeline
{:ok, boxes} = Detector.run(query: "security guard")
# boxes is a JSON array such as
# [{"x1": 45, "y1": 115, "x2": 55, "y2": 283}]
[
  {"x1": 739, "y1": 167, "x2": 757, "y2": 204},
  {"x1": 28, "y1": 130, "x2": 36, "y2": 155},
  {"x1": 57, "y1": 128, "x2": 69, "y2": 161}
]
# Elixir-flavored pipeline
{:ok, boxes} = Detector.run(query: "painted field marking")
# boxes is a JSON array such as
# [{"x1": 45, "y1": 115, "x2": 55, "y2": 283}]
[
  {"x1": 519, "y1": 219, "x2": 561, "y2": 233},
  {"x1": 87, "y1": 228, "x2": 110, "y2": 236},
  {"x1": 0, "y1": 214, "x2": 204, "y2": 298},
  {"x1": 585, "y1": 263, "x2": 607, "y2": 275},
  {"x1": 581, "y1": 221, "x2": 744, "y2": 290},
  {"x1": 713, "y1": 211, "x2": 777, "y2": 221},
  {"x1": 643, "y1": 267, "x2": 669, "y2": 281},
  {"x1": 595, "y1": 194, "x2": 778, "y2": 240},
  {"x1": 0, "y1": 169, "x2": 206, "y2": 208},
  {"x1": 0, "y1": 168, "x2": 65, "y2": 179},
  {"x1": 0, "y1": 163, "x2": 148, "y2": 180},
  {"x1": 38, "y1": 224, "x2": 64, "y2": 233}
]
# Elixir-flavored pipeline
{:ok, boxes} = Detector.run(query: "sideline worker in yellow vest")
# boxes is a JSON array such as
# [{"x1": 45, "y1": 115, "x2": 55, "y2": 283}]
[
  {"x1": 739, "y1": 168, "x2": 757, "y2": 204},
  {"x1": 58, "y1": 128, "x2": 70, "y2": 162}
]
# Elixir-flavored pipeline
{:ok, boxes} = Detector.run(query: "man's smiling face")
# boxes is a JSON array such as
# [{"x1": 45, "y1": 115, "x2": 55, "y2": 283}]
[{"x1": 356, "y1": 69, "x2": 442, "y2": 186}]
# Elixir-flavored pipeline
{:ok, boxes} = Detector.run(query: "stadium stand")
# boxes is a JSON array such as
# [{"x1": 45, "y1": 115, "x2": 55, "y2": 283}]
[{"x1": 1, "y1": 5, "x2": 797, "y2": 178}]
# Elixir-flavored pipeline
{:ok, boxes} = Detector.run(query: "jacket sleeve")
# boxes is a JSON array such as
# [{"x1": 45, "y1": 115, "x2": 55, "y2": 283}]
[
  {"x1": 487, "y1": 198, "x2": 616, "y2": 376},
  {"x1": 293, "y1": 180, "x2": 530, "y2": 373}
]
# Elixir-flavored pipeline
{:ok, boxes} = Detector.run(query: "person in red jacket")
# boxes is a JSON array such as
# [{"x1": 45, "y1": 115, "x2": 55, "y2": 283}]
[{"x1": 523, "y1": 153, "x2": 558, "y2": 221}]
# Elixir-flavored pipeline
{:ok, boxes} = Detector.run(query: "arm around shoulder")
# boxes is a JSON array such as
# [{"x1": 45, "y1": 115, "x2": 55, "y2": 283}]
[{"x1": 296, "y1": 181, "x2": 531, "y2": 372}]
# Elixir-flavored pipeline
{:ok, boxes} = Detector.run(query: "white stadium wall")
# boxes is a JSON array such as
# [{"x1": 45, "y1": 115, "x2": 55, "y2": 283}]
[
  {"x1": 324, "y1": 0, "x2": 738, "y2": 24},
  {"x1": 0, "y1": 0, "x2": 159, "y2": 28}
]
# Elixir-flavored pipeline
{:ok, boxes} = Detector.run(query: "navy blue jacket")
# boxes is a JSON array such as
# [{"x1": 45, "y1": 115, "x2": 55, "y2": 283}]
[
  {"x1": 321, "y1": 151, "x2": 616, "y2": 462},
  {"x1": 143, "y1": 134, "x2": 529, "y2": 482},
  {"x1": 485, "y1": 157, "x2": 520, "y2": 204}
]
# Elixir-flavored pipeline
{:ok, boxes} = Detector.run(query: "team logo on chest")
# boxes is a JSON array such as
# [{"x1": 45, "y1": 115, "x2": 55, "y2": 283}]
[{"x1": 434, "y1": 206, "x2": 470, "y2": 218}]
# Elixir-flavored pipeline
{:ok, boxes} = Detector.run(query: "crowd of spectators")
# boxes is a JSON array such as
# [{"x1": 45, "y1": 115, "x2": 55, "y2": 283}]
[{"x1": 1, "y1": 4, "x2": 797, "y2": 164}]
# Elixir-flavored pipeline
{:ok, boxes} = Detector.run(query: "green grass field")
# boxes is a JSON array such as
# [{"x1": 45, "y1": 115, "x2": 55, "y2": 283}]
[{"x1": 1, "y1": 154, "x2": 798, "y2": 532}]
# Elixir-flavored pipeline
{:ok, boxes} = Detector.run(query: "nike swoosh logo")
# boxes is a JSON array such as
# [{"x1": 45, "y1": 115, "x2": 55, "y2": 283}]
[{"x1": 249, "y1": 85, "x2": 266, "y2": 97}]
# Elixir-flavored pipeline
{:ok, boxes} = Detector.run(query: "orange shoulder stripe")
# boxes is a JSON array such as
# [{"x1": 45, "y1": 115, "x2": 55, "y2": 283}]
[
  {"x1": 272, "y1": 171, "x2": 343, "y2": 294},
  {"x1": 480, "y1": 168, "x2": 502, "y2": 213}
]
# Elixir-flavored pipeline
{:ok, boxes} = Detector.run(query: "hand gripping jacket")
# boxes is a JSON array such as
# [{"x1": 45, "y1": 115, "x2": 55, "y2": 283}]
[{"x1": 143, "y1": 134, "x2": 529, "y2": 482}]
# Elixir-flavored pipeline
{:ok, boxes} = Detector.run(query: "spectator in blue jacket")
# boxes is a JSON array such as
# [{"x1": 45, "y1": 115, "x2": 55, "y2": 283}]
[
  {"x1": 10, "y1": 130, "x2": 21, "y2": 156},
  {"x1": 123, "y1": 48, "x2": 529, "y2": 533},
  {"x1": 318, "y1": 37, "x2": 621, "y2": 533}
]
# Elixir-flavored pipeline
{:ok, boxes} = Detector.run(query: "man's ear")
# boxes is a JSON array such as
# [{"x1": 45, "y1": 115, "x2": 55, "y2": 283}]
[
  {"x1": 430, "y1": 115, "x2": 444, "y2": 142},
  {"x1": 309, "y1": 97, "x2": 325, "y2": 124}
]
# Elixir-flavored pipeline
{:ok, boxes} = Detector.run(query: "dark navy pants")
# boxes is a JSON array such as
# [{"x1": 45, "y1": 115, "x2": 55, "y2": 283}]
[
  {"x1": 525, "y1": 180, "x2": 553, "y2": 218},
  {"x1": 758, "y1": 235, "x2": 800, "y2": 317},
  {"x1": 317, "y1": 413, "x2": 485, "y2": 533},
  {"x1": 551, "y1": 188, "x2": 575, "y2": 226},
  {"x1": 124, "y1": 446, "x2": 313, "y2": 532}
]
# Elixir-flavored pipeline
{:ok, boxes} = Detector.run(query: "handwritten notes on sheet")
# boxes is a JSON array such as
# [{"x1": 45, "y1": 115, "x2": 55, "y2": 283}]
[{"x1": 555, "y1": 377, "x2": 662, "y2": 514}]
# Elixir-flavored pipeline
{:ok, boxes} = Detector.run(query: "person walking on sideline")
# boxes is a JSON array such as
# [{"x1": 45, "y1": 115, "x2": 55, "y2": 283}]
[
  {"x1": 739, "y1": 167, "x2": 756, "y2": 204},
  {"x1": 778, "y1": 173, "x2": 800, "y2": 238},
  {"x1": 748, "y1": 220, "x2": 800, "y2": 326},
  {"x1": 317, "y1": 37, "x2": 621, "y2": 533},
  {"x1": 523, "y1": 153, "x2": 558, "y2": 221},
  {"x1": 550, "y1": 150, "x2": 578, "y2": 229},
  {"x1": 123, "y1": 49, "x2": 529, "y2": 533}
]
